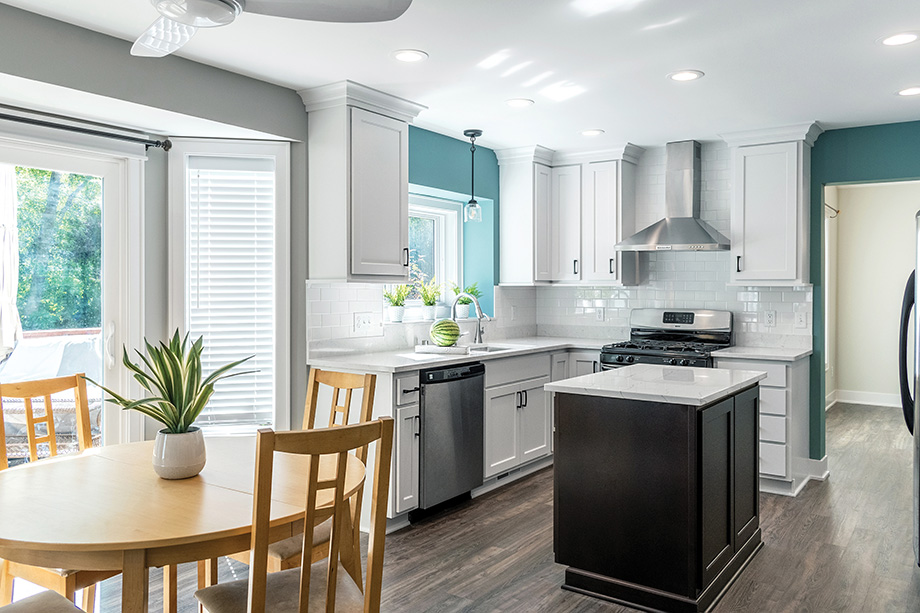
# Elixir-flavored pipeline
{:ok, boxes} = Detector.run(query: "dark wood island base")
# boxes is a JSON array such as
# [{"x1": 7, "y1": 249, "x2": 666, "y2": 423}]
[{"x1": 552, "y1": 383, "x2": 763, "y2": 613}]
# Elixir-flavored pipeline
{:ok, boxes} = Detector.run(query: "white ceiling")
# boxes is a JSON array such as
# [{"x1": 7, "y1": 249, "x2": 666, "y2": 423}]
[{"x1": 3, "y1": 0, "x2": 920, "y2": 152}]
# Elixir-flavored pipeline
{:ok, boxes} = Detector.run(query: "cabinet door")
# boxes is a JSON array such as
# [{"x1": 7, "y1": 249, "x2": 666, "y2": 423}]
[
  {"x1": 394, "y1": 404, "x2": 420, "y2": 514},
  {"x1": 568, "y1": 351, "x2": 599, "y2": 378},
  {"x1": 533, "y1": 163, "x2": 554, "y2": 281},
  {"x1": 699, "y1": 398, "x2": 734, "y2": 589},
  {"x1": 581, "y1": 161, "x2": 620, "y2": 282},
  {"x1": 519, "y1": 376, "x2": 551, "y2": 465},
  {"x1": 550, "y1": 352, "x2": 570, "y2": 382},
  {"x1": 350, "y1": 107, "x2": 409, "y2": 278},
  {"x1": 484, "y1": 383, "x2": 521, "y2": 478},
  {"x1": 733, "y1": 386, "x2": 759, "y2": 546},
  {"x1": 731, "y1": 142, "x2": 800, "y2": 282},
  {"x1": 550, "y1": 165, "x2": 582, "y2": 281}
]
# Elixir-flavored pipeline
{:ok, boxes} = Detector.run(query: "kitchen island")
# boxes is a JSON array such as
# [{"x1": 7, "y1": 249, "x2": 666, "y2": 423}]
[{"x1": 546, "y1": 365, "x2": 766, "y2": 613}]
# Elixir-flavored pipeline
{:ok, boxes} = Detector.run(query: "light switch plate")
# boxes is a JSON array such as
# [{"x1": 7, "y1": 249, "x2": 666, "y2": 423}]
[
  {"x1": 795, "y1": 312, "x2": 807, "y2": 328},
  {"x1": 596, "y1": 308, "x2": 605, "y2": 322},
  {"x1": 764, "y1": 310, "x2": 776, "y2": 327},
  {"x1": 354, "y1": 312, "x2": 372, "y2": 331}
]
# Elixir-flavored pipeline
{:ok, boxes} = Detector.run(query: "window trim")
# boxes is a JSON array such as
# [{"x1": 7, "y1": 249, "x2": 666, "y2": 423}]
[{"x1": 167, "y1": 138, "x2": 291, "y2": 432}]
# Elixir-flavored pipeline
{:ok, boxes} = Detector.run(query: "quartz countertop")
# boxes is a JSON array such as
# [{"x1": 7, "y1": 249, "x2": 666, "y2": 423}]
[
  {"x1": 712, "y1": 346, "x2": 812, "y2": 362},
  {"x1": 544, "y1": 364, "x2": 766, "y2": 407},
  {"x1": 307, "y1": 336, "x2": 605, "y2": 373}
]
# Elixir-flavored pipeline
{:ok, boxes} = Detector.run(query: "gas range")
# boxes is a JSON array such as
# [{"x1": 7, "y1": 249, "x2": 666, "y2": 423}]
[{"x1": 599, "y1": 308, "x2": 732, "y2": 370}]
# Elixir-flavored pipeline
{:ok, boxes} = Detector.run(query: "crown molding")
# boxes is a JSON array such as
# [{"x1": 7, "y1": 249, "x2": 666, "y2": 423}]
[
  {"x1": 552, "y1": 143, "x2": 645, "y2": 166},
  {"x1": 495, "y1": 145, "x2": 556, "y2": 166},
  {"x1": 297, "y1": 80, "x2": 427, "y2": 123},
  {"x1": 720, "y1": 122, "x2": 824, "y2": 148}
]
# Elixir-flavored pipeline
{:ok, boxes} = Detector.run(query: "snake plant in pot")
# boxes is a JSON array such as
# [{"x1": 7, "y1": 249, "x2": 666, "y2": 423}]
[{"x1": 89, "y1": 330, "x2": 254, "y2": 479}]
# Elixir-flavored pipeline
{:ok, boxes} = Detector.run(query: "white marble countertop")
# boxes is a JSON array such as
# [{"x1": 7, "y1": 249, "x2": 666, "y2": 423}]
[
  {"x1": 712, "y1": 346, "x2": 812, "y2": 362},
  {"x1": 307, "y1": 336, "x2": 605, "y2": 373},
  {"x1": 544, "y1": 364, "x2": 767, "y2": 407}
]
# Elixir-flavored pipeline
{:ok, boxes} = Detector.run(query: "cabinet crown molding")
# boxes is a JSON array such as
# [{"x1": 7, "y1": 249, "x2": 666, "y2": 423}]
[
  {"x1": 298, "y1": 80, "x2": 427, "y2": 123},
  {"x1": 552, "y1": 143, "x2": 645, "y2": 166},
  {"x1": 720, "y1": 122, "x2": 824, "y2": 148},
  {"x1": 495, "y1": 145, "x2": 556, "y2": 166}
]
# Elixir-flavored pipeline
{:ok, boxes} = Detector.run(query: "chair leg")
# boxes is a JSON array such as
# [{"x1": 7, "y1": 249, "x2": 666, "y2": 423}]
[
  {"x1": 163, "y1": 565, "x2": 177, "y2": 613},
  {"x1": 197, "y1": 559, "x2": 218, "y2": 613},
  {"x1": 0, "y1": 561, "x2": 13, "y2": 606},
  {"x1": 81, "y1": 584, "x2": 97, "y2": 612}
]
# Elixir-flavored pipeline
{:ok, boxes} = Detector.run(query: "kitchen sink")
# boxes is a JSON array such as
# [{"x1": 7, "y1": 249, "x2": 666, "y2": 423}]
[{"x1": 468, "y1": 343, "x2": 532, "y2": 353}]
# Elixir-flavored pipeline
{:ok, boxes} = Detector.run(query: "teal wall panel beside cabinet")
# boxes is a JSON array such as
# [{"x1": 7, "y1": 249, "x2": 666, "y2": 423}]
[
  {"x1": 810, "y1": 120, "x2": 920, "y2": 460},
  {"x1": 408, "y1": 126, "x2": 500, "y2": 316}
]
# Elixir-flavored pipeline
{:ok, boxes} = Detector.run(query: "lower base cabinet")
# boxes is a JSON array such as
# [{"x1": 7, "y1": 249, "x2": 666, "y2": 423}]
[
  {"x1": 393, "y1": 404, "x2": 419, "y2": 515},
  {"x1": 554, "y1": 385, "x2": 762, "y2": 612},
  {"x1": 484, "y1": 375, "x2": 551, "y2": 478}
]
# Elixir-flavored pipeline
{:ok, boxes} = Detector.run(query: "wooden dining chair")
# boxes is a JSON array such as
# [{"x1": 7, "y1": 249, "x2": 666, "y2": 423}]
[
  {"x1": 0, "y1": 590, "x2": 82, "y2": 612},
  {"x1": 0, "y1": 374, "x2": 118, "y2": 612},
  {"x1": 195, "y1": 417, "x2": 394, "y2": 613},
  {"x1": 216, "y1": 369, "x2": 376, "y2": 588}
]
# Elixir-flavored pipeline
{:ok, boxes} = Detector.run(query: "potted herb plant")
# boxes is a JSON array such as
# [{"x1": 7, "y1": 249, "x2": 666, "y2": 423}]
[
  {"x1": 418, "y1": 277, "x2": 441, "y2": 320},
  {"x1": 384, "y1": 284, "x2": 411, "y2": 322},
  {"x1": 88, "y1": 330, "x2": 253, "y2": 479},
  {"x1": 451, "y1": 282, "x2": 482, "y2": 319}
]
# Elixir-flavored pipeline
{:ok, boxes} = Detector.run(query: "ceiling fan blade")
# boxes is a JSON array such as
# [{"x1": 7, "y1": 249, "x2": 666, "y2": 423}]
[
  {"x1": 244, "y1": 0, "x2": 413, "y2": 23},
  {"x1": 131, "y1": 16, "x2": 198, "y2": 57}
]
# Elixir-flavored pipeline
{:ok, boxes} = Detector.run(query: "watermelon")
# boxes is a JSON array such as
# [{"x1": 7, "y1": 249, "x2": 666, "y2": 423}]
[{"x1": 430, "y1": 318, "x2": 461, "y2": 347}]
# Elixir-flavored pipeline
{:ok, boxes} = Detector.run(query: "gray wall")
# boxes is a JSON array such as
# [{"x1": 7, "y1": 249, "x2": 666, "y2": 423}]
[{"x1": 0, "y1": 4, "x2": 310, "y2": 430}]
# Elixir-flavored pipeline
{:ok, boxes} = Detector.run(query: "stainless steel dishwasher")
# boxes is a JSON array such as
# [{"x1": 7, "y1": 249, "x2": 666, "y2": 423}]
[{"x1": 416, "y1": 362, "x2": 485, "y2": 511}]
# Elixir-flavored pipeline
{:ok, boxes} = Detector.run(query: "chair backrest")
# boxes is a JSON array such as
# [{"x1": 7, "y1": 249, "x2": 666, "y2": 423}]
[
  {"x1": 248, "y1": 418, "x2": 395, "y2": 613},
  {"x1": 303, "y1": 368, "x2": 376, "y2": 464},
  {"x1": 0, "y1": 374, "x2": 93, "y2": 464}
]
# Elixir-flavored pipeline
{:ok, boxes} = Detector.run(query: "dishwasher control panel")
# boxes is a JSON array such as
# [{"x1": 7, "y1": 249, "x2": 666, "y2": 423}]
[{"x1": 422, "y1": 362, "x2": 485, "y2": 383}]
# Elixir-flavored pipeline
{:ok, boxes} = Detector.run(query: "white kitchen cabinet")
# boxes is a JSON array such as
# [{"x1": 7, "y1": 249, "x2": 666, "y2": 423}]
[
  {"x1": 394, "y1": 403, "x2": 420, "y2": 514},
  {"x1": 581, "y1": 160, "x2": 638, "y2": 283},
  {"x1": 550, "y1": 352, "x2": 570, "y2": 382},
  {"x1": 533, "y1": 162, "x2": 554, "y2": 281},
  {"x1": 484, "y1": 382, "x2": 522, "y2": 477},
  {"x1": 519, "y1": 375, "x2": 551, "y2": 465},
  {"x1": 567, "y1": 350, "x2": 600, "y2": 378},
  {"x1": 722, "y1": 123, "x2": 822, "y2": 286},
  {"x1": 550, "y1": 165, "x2": 582, "y2": 281},
  {"x1": 300, "y1": 81, "x2": 425, "y2": 282}
]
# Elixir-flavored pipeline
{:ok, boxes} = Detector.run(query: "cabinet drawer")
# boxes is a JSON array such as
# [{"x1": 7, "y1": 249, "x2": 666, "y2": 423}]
[
  {"x1": 759, "y1": 387, "x2": 787, "y2": 416},
  {"x1": 759, "y1": 441, "x2": 787, "y2": 478},
  {"x1": 717, "y1": 358, "x2": 786, "y2": 387},
  {"x1": 395, "y1": 373, "x2": 420, "y2": 406},
  {"x1": 486, "y1": 354, "x2": 551, "y2": 388},
  {"x1": 759, "y1": 414, "x2": 787, "y2": 443}
]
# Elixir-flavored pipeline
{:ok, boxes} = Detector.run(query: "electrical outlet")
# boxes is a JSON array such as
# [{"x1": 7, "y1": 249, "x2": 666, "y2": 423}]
[
  {"x1": 353, "y1": 312, "x2": 372, "y2": 332},
  {"x1": 596, "y1": 307, "x2": 605, "y2": 322},
  {"x1": 795, "y1": 312, "x2": 808, "y2": 329},
  {"x1": 764, "y1": 310, "x2": 776, "y2": 327}
]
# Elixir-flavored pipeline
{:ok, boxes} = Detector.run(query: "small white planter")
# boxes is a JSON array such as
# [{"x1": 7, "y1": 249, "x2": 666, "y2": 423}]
[
  {"x1": 153, "y1": 427, "x2": 206, "y2": 479},
  {"x1": 421, "y1": 305, "x2": 436, "y2": 320},
  {"x1": 388, "y1": 305, "x2": 405, "y2": 323},
  {"x1": 455, "y1": 303, "x2": 471, "y2": 319}
]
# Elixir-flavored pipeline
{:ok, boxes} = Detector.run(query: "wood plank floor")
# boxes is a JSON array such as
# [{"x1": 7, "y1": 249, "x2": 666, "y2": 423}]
[{"x1": 90, "y1": 402, "x2": 920, "y2": 612}]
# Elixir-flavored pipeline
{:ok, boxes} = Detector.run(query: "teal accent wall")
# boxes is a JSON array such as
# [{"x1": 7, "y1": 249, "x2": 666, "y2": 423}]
[
  {"x1": 810, "y1": 120, "x2": 920, "y2": 459},
  {"x1": 408, "y1": 126, "x2": 499, "y2": 315}
]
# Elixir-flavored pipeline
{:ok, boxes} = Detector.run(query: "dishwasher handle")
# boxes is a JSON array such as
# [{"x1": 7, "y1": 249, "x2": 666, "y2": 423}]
[{"x1": 421, "y1": 362, "x2": 485, "y2": 384}]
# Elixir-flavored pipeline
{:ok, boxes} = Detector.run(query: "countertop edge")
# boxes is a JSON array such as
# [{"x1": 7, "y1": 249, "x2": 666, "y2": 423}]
[{"x1": 712, "y1": 347, "x2": 813, "y2": 362}]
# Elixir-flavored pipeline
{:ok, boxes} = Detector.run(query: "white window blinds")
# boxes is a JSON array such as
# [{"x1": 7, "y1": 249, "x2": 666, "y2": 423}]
[{"x1": 185, "y1": 155, "x2": 276, "y2": 432}]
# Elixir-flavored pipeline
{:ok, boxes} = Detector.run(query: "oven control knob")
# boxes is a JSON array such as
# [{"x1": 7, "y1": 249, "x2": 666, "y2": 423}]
[
  {"x1": 615, "y1": 355, "x2": 624, "y2": 363},
  {"x1": 626, "y1": 356, "x2": 635, "y2": 363},
  {"x1": 668, "y1": 358, "x2": 678, "y2": 365},
  {"x1": 679, "y1": 359, "x2": 690, "y2": 366}
]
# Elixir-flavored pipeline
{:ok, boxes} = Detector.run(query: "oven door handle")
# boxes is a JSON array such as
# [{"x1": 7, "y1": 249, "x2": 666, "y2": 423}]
[{"x1": 899, "y1": 269, "x2": 915, "y2": 435}]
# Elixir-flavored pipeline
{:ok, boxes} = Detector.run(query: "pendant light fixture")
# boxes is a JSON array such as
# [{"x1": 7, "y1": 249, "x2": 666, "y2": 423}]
[{"x1": 463, "y1": 129, "x2": 483, "y2": 223}]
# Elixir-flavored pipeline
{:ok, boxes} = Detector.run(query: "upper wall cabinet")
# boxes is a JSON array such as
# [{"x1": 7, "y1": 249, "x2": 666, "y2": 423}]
[
  {"x1": 498, "y1": 144, "x2": 643, "y2": 286},
  {"x1": 299, "y1": 81, "x2": 426, "y2": 283},
  {"x1": 722, "y1": 123, "x2": 823, "y2": 286}
]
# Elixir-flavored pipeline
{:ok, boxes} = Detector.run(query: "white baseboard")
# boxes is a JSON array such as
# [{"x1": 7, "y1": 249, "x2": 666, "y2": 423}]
[
  {"x1": 802, "y1": 455, "x2": 829, "y2": 481},
  {"x1": 472, "y1": 455, "x2": 554, "y2": 498},
  {"x1": 835, "y1": 390, "x2": 899, "y2": 408},
  {"x1": 826, "y1": 389, "x2": 837, "y2": 411}
]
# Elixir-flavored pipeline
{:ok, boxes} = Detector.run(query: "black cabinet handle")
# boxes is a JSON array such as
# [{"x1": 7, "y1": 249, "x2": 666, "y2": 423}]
[
  {"x1": 516, "y1": 391, "x2": 522, "y2": 409},
  {"x1": 402, "y1": 387, "x2": 420, "y2": 394},
  {"x1": 573, "y1": 260, "x2": 579, "y2": 275},
  {"x1": 593, "y1": 361, "x2": 598, "y2": 373},
  {"x1": 609, "y1": 258, "x2": 615, "y2": 274},
  {"x1": 414, "y1": 415, "x2": 420, "y2": 437},
  {"x1": 403, "y1": 247, "x2": 410, "y2": 267},
  {"x1": 736, "y1": 255, "x2": 742, "y2": 272},
  {"x1": 523, "y1": 390, "x2": 528, "y2": 407}
]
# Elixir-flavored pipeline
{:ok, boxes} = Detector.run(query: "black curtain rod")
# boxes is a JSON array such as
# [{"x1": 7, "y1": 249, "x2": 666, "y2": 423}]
[{"x1": 0, "y1": 112, "x2": 171, "y2": 151}]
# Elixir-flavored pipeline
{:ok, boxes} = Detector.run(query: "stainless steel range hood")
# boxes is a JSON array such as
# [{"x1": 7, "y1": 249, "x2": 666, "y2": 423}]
[{"x1": 615, "y1": 140, "x2": 730, "y2": 251}]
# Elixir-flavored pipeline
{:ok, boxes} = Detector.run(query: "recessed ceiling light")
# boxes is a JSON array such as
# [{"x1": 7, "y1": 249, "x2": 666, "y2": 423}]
[
  {"x1": 506, "y1": 98, "x2": 535, "y2": 108},
  {"x1": 581, "y1": 129, "x2": 605, "y2": 137},
  {"x1": 899, "y1": 87, "x2": 920, "y2": 96},
  {"x1": 881, "y1": 32, "x2": 918, "y2": 46},
  {"x1": 392, "y1": 49, "x2": 429, "y2": 63},
  {"x1": 668, "y1": 70, "x2": 704, "y2": 82}
]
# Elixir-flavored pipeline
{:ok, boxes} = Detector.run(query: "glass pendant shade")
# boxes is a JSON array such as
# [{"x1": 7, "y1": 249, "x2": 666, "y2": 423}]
[{"x1": 464, "y1": 198, "x2": 482, "y2": 223}]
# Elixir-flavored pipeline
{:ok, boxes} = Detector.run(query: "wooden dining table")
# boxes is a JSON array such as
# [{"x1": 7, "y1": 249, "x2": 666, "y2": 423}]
[{"x1": 0, "y1": 436, "x2": 365, "y2": 613}]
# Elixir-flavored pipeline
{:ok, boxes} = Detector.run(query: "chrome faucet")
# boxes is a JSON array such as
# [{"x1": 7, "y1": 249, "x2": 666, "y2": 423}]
[{"x1": 451, "y1": 292, "x2": 491, "y2": 344}]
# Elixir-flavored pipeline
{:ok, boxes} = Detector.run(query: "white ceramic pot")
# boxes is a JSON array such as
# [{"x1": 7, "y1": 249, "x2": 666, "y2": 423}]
[
  {"x1": 455, "y1": 303, "x2": 471, "y2": 319},
  {"x1": 421, "y1": 305, "x2": 436, "y2": 320},
  {"x1": 388, "y1": 305, "x2": 405, "y2": 323},
  {"x1": 153, "y1": 427, "x2": 206, "y2": 479}
]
